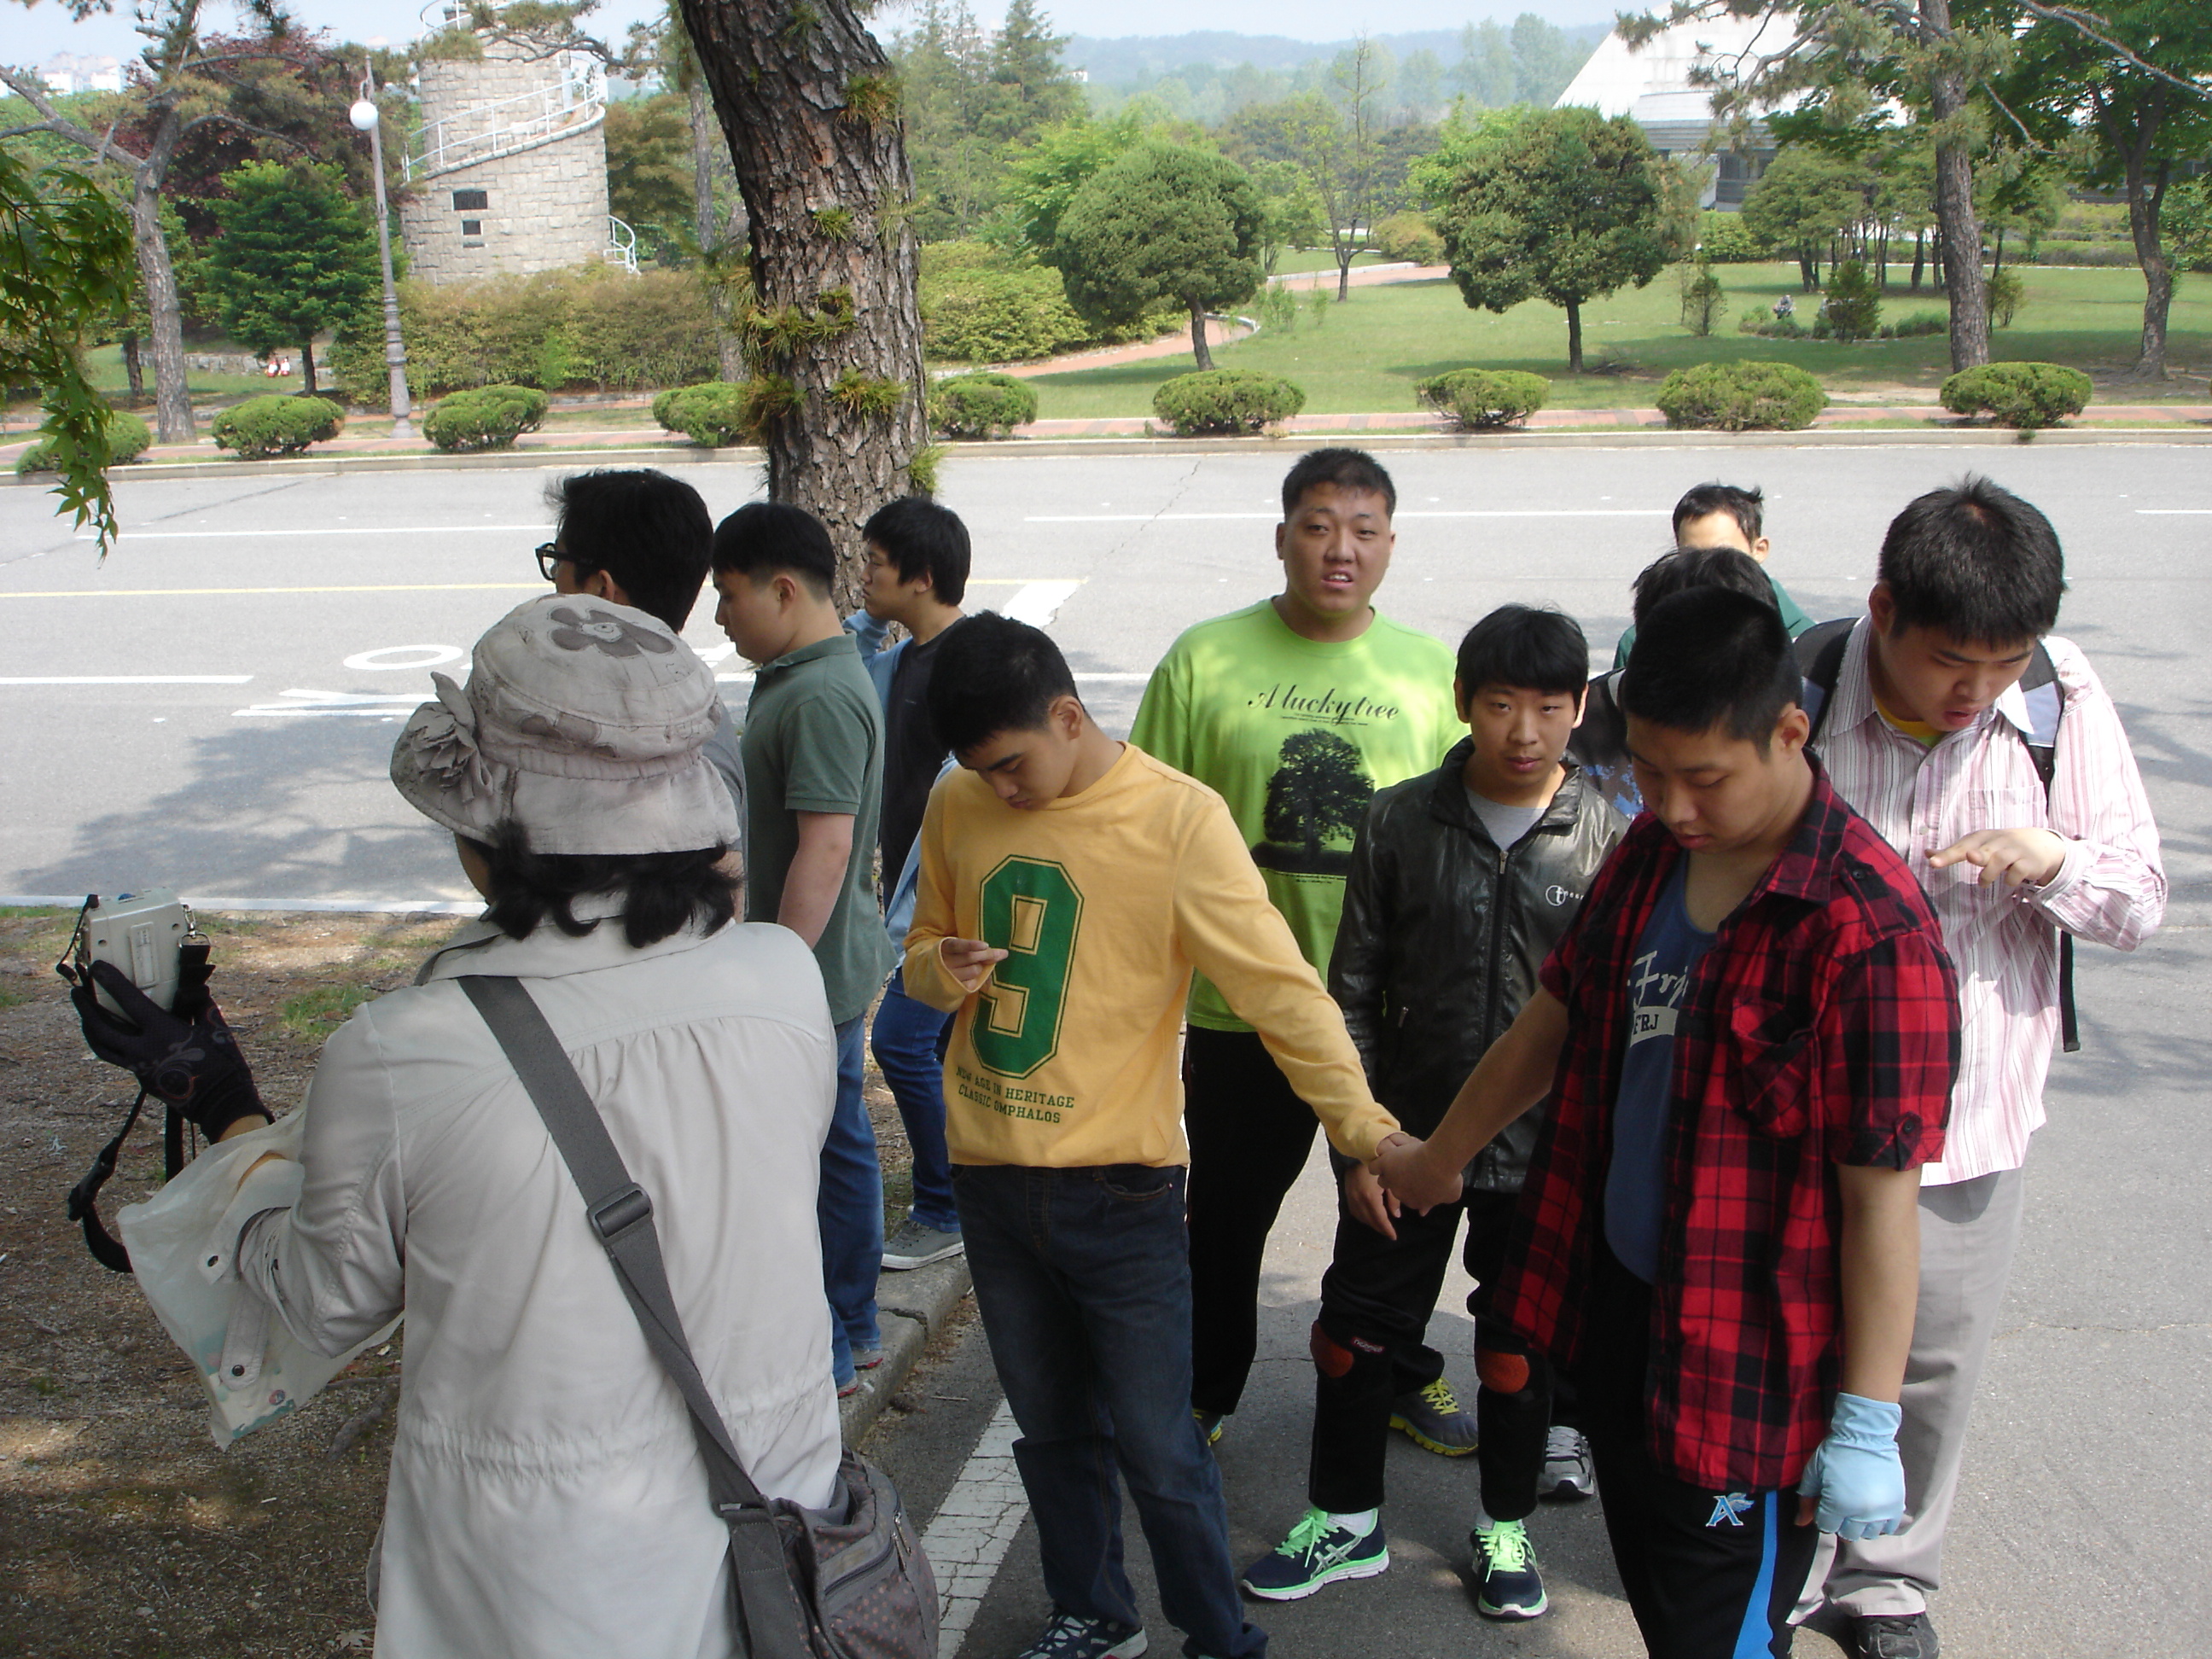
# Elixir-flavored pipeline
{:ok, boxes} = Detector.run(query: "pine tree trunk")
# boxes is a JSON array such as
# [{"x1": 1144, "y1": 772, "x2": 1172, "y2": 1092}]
[
  {"x1": 130, "y1": 166, "x2": 194, "y2": 443},
  {"x1": 1189, "y1": 302, "x2": 1214, "y2": 370},
  {"x1": 678, "y1": 0, "x2": 928, "y2": 609},
  {"x1": 1565, "y1": 298, "x2": 1583, "y2": 373},
  {"x1": 1911, "y1": 230, "x2": 1925, "y2": 290},
  {"x1": 1336, "y1": 244, "x2": 1353, "y2": 302},
  {"x1": 1923, "y1": 0, "x2": 1988, "y2": 372},
  {"x1": 122, "y1": 335, "x2": 144, "y2": 400},
  {"x1": 686, "y1": 77, "x2": 748, "y2": 383},
  {"x1": 300, "y1": 339, "x2": 319, "y2": 395},
  {"x1": 2120, "y1": 103, "x2": 2173, "y2": 382}
]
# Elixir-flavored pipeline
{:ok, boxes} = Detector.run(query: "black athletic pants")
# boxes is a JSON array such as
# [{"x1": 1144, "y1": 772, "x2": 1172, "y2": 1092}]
[
  {"x1": 1309, "y1": 1184, "x2": 1550, "y2": 1520},
  {"x1": 1185, "y1": 1025, "x2": 1321, "y2": 1417},
  {"x1": 1577, "y1": 1244, "x2": 1818, "y2": 1658}
]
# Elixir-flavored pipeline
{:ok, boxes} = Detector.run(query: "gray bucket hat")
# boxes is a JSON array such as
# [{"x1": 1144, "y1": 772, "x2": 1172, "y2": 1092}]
[{"x1": 390, "y1": 595, "x2": 738, "y2": 855}]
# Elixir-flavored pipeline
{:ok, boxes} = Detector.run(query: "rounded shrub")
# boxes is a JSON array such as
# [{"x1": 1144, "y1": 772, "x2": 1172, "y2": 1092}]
[
  {"x1": 654, "y1": 381, "x2": 755, "y2": 447},
  {"x1": 929, "y1": 371, "x2": 1038, "y2": 439},
  {"x1": 1655, "y1": 361, "x2": 1828, "y2": 432},
  {"x1": 211, "y1": 394, "x2": 344, "y2": 459},
  {"x1": 1150, "y1": 370, "x2": 1306, "y2": 436},
  {"x1": 422, "y1": 384, "x2": 550, "y2": 452},
  {"x1": 15, "y1": 410, "x2": 152, "y2": 475},
  {"x1": 1939, "y1": 362, "x2": 2091, "y2": 430},
  {"x1": 1413, "y1": 368, "x2": 1550, "y2": 430},
  {"x1": 1371, "y1": 211, "x2": 1445, "y2": 266}
]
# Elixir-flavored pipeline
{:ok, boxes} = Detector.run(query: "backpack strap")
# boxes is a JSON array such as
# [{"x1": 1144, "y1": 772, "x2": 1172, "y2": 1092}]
[
  {"x1": 1791, "y1": 616, "x2": 1858, "y2": 743},
  {"x1": 2013, "y1": 643, "x2": 2074, "y2": 1050}
]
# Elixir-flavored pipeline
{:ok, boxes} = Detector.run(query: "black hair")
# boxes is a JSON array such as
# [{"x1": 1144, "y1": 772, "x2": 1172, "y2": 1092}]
[
  {"x1": 472, "y1": 821, "x2": 735, "y2": 950},
  {"x1": 1877, "y1": 474, "x2": 2064, "y2": 645},
  {"x1": 1621, "y1": 588, "x2": 1801, "y2": 748},
  {"x1": 547, "y1": 469, "x2": 713, "y2": 632},
  {"x1": 710, "y1": 500, "x2": 837, "y2": 597},
  {"x1": 1280, "y1": 446, "x2": 1397, "y2": 520},
  {"x1": 862, "y1": 496, "x2": 971, "y2": 605},
  {"x1": 926, "y1": 611, "x2": 1080, "y2": 756},
  {"x1": 1631, "y1": 544, "x2": 1778, "y2": 624},
  {"x1": 1455, "y1": 604, "x2": 1588, "y2": 696},
  {"x1": 1671, "y1": 480, "x2": 1765, "y2": 544}
]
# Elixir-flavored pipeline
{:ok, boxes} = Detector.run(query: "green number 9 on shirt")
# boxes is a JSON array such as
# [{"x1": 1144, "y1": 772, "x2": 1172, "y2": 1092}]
[{"x1": 975, "y1": 858, "x2": 1084, "y2": 1079}]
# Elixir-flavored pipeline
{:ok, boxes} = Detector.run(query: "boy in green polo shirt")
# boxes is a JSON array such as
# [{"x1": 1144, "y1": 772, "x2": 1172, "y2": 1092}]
[
  {"x1": 712, "y1": 502, "x2": 898, "y2": 1396},
  {"x1": 1131, "y1": 447, "x2": 1464, "y2": 1447}
]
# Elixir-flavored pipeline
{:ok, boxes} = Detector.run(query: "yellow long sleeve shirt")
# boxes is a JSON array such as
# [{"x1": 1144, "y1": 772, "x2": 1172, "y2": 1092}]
[{"x1": 903, "y1": 742, "x2": 1399, "y2": 1169}]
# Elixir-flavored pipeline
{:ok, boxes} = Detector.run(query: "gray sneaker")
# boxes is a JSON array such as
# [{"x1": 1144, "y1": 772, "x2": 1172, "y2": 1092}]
[
  {"x1": 881, "y1": 1217, "x2": 963, "y2": 1271},
  {"x1": 1536, "y1": 1424, "x2": 1596, "y2": 1500}
]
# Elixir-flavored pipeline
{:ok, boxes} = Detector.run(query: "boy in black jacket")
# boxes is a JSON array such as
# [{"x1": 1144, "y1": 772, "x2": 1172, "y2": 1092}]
[{"x1": 1239, "y1": 605, "x2": 1623, "y2": 1619}]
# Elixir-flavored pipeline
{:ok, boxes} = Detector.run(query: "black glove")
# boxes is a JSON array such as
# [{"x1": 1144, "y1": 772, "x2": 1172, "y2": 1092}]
[{"x1": 71, "y1": 958, "x2": 270, "y2": 1140}]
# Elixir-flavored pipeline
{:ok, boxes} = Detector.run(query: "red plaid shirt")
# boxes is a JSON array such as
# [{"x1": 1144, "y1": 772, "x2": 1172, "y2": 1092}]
[{"x1": 1493, "y1": 765, "x2": 1958, "y2": 1492}]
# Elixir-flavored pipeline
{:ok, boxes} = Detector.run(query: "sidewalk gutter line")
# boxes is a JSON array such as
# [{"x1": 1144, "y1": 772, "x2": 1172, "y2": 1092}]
[
  {"x1": 840, "y1": 1252, "x2": 974, "y2": 1443},
  {"x1": 9, "y1": 423, "x2": 2210, "y2": 489}
]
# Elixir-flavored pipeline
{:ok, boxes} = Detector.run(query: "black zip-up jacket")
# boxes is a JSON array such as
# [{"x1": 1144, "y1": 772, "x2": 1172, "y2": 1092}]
[{"x1": 1327, "y1": 741, "x2": 1625, "y2": 1192}]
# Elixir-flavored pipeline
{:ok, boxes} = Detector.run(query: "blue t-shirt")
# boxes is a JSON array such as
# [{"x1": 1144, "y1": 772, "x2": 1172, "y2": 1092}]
[{"x1": 1604, "y1": 862, "x2": 1715, "y2": 1283}]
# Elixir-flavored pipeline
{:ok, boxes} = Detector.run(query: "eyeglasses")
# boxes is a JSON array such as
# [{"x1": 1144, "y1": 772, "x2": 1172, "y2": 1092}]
[{"x1": 534, "y1": 542, "x2": 587, "y2": 584}]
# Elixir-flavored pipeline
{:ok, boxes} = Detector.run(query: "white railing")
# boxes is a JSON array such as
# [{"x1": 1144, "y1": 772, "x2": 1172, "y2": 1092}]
[
  {"x1": 405, "y1": 50, "x2": 606, "y2": 183},
  {"x1": 605, "y1": 215, "x2": 638, "y2": 275}
]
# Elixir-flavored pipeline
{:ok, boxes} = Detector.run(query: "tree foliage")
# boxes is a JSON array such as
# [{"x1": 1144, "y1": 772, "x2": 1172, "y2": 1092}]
[
  {"x1": 0, "y1": 147, "x2": 136, "y2": 552},
  {"x1": 205, "y1": 160, "x2": 378, "y2": 394},
  {"x1": 1424, "y1": 107, "x2": 1674, "y2": 372},
  {"x1": 1052, "y1": 142, "x2": 1266, "y2": 370}
]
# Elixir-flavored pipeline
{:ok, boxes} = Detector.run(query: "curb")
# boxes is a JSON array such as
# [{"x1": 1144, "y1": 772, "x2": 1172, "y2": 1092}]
[
  {"x1": 840, "y1": 1251, "x2": 973, "y2": 1442},
  {"x1": 9, "y1": 423, "x2": 2212, "y2": 489}
]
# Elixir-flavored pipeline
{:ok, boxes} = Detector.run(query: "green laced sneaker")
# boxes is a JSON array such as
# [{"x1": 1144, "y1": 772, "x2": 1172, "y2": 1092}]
[
  {"x1": 1470, "y1": 1516, "x2": 1547, "y2": 1621},
  {"x1": 1388, "y1": 1377, "x2": 1479, "y2": 1456},
  {"x1": 1239, "y1": 1506, "x2": 1389, "y2": 1602}
]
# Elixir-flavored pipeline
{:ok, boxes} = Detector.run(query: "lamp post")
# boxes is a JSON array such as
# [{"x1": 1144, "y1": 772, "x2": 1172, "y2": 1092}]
[{"x1": 350, "y1": 56, "x2": 414, "y2": 441}]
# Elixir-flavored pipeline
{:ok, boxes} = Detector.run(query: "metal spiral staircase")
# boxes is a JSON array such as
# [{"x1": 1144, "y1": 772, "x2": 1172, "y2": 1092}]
[{"x1": 407, "y1": 3, "x2": 637, "y2": 273}]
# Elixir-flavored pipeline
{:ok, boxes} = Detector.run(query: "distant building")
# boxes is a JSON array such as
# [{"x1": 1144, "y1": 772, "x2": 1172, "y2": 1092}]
[
  {"x1": 1553, "y1": 15, "x2": 1800, "y2": 211},
  {"x1": 399, "y1": 20, "x2": 633, "y2": 285},
  {"x1": 39, "y1": 54, "x2": 125, "y2": 96}
]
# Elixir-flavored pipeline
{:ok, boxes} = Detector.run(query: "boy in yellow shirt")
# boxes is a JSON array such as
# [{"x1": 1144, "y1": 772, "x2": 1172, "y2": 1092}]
[{"x1": 904, "y1": 614, "x2": 1402, "y2": 1659}]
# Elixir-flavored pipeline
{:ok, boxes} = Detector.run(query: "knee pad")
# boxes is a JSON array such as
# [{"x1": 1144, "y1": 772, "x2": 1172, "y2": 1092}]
[
  {"x1": 1310, "y1": 1322, "x2": 1387, "y2": 1380},
  {"x1": 1476, "y1": 1346, "x2": 1531, "y2": 1395}
]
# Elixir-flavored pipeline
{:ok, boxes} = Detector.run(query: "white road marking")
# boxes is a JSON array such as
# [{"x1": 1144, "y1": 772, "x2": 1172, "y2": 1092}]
[
  {"x1": 8, "y1": 583, "x2": 544, "y2": 598},
  {"x1": 2, "y1": 894, "x2": 480, "y2": 915},
  {"x1": 77, "y1": 525, "x2": 550, "y2": 541},
  {"x1": 234, "y1": 689, "x2": 422, "y2": 719},
  {"x1": 922, "y1": 1400, "x2": 1028, "y2": 1656},
  {"x1": 2136, "y1": 509, "x2": 2212, "y2": 515},
  {"x1": 1024, "y1": 509, "x2": 1667, "y2": 522},
  {"x1": 0, "y1": 675, "x2": 253, "y2": 685},
  {"x1": 1004, "y1": 580, "x2": 1083, "y2": 626},
  {"x1": 343, "y1": 645, "x2": 463, "y2": 672}
]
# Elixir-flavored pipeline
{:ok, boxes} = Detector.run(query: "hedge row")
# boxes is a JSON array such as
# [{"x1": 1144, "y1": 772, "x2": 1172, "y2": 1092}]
[
  {"x1": 1414, "y1": 368, "x2": 1548, "y2": 429},
  {"x1": 424, "y1": 384, "x2": 550, "y2": 451},
  {"x1": 329, "y1": 267, "x2": 722, "y2": 407},
  {"x1": 920, "y1": 242, "x2": 1181, "y2": 364},
  {"x1": 15, "y1": 410, "x2": 152, "y2": 475},
  {"x1": 1656, "y1": 361, "x2": 1827, "y2": 431},
  {"x1": 1939, "y1": 362, "x2": 2092, "y2": 428}
]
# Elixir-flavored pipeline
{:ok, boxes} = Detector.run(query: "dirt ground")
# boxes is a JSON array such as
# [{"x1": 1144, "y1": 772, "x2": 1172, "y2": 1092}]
[{"x1": 0, "y1": 905, "x2": 913, "y2": 1657}]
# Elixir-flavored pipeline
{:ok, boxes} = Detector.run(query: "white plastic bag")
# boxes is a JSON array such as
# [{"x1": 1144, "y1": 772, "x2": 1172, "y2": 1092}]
[{"x1": 117, "y1": 1113, "x2": 399, "y2": 1447}]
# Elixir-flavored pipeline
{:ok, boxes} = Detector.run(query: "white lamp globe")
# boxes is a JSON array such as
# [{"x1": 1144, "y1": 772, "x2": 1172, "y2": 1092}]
[{"x1": 348, "y1": 98, "x2": 380, "y2": 131}]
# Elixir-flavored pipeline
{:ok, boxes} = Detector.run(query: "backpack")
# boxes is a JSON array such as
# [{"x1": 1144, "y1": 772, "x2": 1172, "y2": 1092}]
[{"x1": 1795, "y1": 617, "x2": 2078, "y2": 1053}]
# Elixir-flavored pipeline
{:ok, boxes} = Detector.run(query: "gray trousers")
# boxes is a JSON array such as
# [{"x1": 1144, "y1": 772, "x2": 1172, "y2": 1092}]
[{"x1": 1800, "y1": 1167, "x2": 2026, "y2": 1621}]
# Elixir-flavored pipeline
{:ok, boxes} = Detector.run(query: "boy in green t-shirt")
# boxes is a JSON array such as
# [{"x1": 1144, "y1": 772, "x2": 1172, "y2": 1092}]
[
  {"x1": 712, "y1": 503, "x2": 898, "y2": 1397},
  {"x1": 1129, "y1": 447, "x2": 1462, "y2": 1447}
]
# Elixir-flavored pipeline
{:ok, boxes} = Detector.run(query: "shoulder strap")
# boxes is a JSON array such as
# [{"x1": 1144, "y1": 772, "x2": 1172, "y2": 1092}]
[
  {"x1": 456, "y1": 975, "x2": 813, "y2": 1659},
  {"x1": 2013, "y1": 643, "x2": 2073, "y2": 1049},
  {"x1": 1792, "y1": 617, "x2": 1858, "y2": 743}
]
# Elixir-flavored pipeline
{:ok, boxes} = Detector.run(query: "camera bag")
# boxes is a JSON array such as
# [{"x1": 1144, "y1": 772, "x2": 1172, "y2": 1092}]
[{"x1": 457, "y1": 974, "x2": 938, "y2": 1659}]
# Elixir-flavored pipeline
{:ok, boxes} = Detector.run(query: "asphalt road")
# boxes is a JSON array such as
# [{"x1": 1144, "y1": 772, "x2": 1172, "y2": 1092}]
[
  {"x1": 3, "y1": 441, "x2": 2207, "y2": 914},
  {"x1": 4, "y1": 440, "x2": 2209, "y2": 1655}
]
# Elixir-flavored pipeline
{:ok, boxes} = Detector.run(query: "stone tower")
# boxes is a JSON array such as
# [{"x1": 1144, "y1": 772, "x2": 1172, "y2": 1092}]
[{"x1": 399, "y1": 23, "x2": 634, "y2": 284}]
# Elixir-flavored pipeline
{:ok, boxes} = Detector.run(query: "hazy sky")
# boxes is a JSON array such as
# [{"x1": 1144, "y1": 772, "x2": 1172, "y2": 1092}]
[{"x1": 4, "y1": 0, "x2": 1619, "y2": 78}]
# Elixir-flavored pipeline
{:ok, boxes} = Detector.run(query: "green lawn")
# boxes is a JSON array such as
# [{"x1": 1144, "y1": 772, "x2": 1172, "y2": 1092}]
[
  {"x1": 1029, "y1": 262, "x2": 2212, "y2": 419},
  {"x1": 1266, "y1": 247, "x2": 1391, "y2": 276},
  {"x1": 79, "y1": 338, "x2": 286, "y2": 400}
]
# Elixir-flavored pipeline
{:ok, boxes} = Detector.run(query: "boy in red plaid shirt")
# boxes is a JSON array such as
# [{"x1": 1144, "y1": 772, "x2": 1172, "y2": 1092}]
[{"x1": 1377, "y1": 588, "x2": 1959, "y2": 1658}]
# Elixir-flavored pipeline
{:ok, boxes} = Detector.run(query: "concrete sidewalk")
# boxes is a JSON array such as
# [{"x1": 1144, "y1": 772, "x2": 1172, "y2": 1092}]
[{"x1": 841, "y1": 1250, "x2": 974, "y2": 1442}]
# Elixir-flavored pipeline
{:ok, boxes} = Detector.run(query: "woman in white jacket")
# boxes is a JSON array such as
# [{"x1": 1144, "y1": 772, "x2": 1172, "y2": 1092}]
[{"x1": 77, "y1": 595, "x2": 843, "y2": 1658}]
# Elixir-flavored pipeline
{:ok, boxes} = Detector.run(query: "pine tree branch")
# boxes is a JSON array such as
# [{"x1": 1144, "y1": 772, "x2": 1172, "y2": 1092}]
[{"x1": 2012, "y1": 1, "x2": 2212, "y2": 99}]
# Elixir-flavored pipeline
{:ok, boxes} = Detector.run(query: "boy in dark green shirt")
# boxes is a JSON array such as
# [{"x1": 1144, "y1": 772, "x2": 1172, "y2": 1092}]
[{"x1": 712, "y1": 503, "x2": 896, "y2": 1395}]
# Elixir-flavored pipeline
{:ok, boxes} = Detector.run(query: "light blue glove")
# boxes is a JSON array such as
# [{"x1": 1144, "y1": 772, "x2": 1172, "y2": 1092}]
[{"x1": 1796, "y1": 1392, "x2": 1906, "y2": 1540}]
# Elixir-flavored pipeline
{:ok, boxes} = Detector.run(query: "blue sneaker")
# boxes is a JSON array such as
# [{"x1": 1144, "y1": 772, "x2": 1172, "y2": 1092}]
[
  {"x1": 1240, "y1": 1506, "x2": 1389, "y2": 1601},
  {"x1": 1469, "y1": 1516, "x2": 1547, "y2": 1621},
  {"x1": 1015, "y1": 1610, "x2": 1147, "y2": 1658},
  {"x1": 1192, "y1": 1407, "x2": 1225, "y2": 1446}
]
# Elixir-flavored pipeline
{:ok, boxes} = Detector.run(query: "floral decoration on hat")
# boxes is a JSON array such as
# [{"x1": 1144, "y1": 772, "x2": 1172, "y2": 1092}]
[{"x1": 548, "y1": 605, "x2": 676, "y2": 659}]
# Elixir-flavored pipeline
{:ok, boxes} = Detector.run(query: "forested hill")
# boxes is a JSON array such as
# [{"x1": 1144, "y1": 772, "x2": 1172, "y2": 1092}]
[{"x1": 1066, "y1": 24, "x2": 1610, "y2": 85}]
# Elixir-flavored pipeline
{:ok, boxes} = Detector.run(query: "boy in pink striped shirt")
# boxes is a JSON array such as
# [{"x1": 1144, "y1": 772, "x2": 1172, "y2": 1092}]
[{"x1": 1796, "y1": 476, "x2": 2164, "y2": 1659}]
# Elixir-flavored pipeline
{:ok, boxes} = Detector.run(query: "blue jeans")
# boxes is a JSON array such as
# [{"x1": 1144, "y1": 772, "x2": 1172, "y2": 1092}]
[
  {"x1": 822, "y1": 1015, "x2": 883, "y2": 1387},
  {"x1": 869, "y1": 970, "x2": 959, "y2": 1234},
  {"x1": 954, "y1": 1163, "x2": 1266, "y2": 1659}
]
